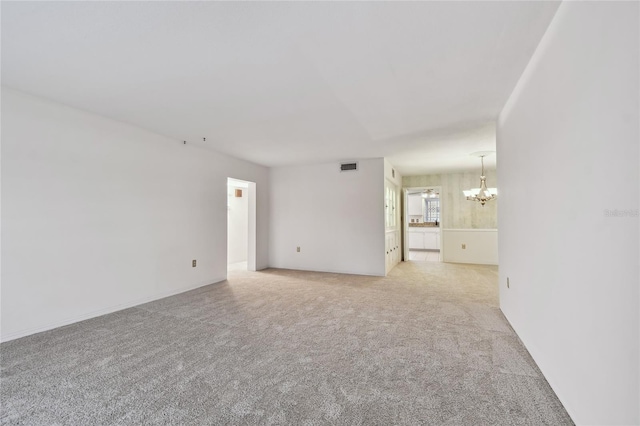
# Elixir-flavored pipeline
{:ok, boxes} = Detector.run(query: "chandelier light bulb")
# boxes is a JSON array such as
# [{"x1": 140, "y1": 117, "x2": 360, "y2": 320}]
[{"x1": 463, "y1": 154, "x2": 497, "y2": 206}]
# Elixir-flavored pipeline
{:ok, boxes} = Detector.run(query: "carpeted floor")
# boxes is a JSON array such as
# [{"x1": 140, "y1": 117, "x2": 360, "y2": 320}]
[{"x1": 0, "y1": 261, "x2": 573, "y2": 425}]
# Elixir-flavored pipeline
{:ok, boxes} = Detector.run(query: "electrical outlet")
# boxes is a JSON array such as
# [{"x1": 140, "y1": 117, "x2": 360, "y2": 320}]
[
  {"x1": 461, "y1": 244, "x2": 466, "y2": 249},
  {"x1": 507, "y1": 277, "x2": 510, "y2": 288},
  {"x1": 192, "y1": 259, "x2": 197, "y2": 267},
  {"x1": 296, "y1": 246, "x2": 301, "y2": 253}
]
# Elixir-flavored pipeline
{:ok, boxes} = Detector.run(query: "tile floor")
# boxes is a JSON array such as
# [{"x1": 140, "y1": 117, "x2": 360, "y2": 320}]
[
  {"x1": 408, "y1": 249, "x2": 441, "y2": 262},
  {"x1": 228, "y1": 261, "x2": 248, "y2": 271}
]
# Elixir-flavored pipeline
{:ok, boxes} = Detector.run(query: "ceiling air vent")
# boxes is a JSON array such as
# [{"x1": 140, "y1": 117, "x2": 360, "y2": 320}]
[{"x1": 340, "y1": 162, "x2": 358, "y2": 172}]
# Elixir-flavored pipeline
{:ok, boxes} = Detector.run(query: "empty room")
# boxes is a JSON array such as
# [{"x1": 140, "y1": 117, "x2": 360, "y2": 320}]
[{"x1": 1, "y1": 1, "x2": 638, "y2": 425}]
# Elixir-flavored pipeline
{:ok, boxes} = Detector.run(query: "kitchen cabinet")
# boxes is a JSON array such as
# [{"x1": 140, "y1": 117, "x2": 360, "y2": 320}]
[
  {"x1": 424, "y1": 231, "x2": 439, "y2": 250},
  {"x1": 408, "y1": 194, "x2": 423, "y2": 216},
  {"x1": 408, "y1": 228, "x2": 440, "y2": 250},
  {"x1": 408, "y1": 232, "x2": 424, "y2": 249}
]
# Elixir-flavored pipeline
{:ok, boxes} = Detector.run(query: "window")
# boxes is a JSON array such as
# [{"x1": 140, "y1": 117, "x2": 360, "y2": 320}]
[{"x1": 423, "y1": 198, "x2": 440, "y2": 223}]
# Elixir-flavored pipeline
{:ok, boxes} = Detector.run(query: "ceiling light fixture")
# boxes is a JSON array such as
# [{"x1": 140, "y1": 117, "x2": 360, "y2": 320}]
[
  {"x1": 463, "y1": 152, "x2": 497, "y2": 206},
  {"x1": 421, "y1": 189, "x2": 438, "y2": 198}
]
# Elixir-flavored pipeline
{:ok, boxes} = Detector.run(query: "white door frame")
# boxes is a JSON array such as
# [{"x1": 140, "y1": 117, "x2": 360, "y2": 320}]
[
  {"x1": 404, "y1": 186, "x2": 443, "y2": 261},
  {"x1": 227, "y1": 177, "x2": 257, "y2": 271},
  {"x1": 247, "y1": 181, "x2": 257, "y2": 271}
]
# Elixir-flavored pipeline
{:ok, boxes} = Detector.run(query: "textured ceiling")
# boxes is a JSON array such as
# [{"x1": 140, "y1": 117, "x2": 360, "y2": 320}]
[{"x1": 1, "y1": 1, "x2": 559, "y2": 174}]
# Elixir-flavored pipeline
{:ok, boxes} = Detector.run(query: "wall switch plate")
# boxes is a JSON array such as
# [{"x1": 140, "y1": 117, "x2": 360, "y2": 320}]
[
  {"x1": 192, "y1": 259, "x2": 197, "y2": 267},
  {"x1": 461, "y1": 244, "x2": 466, "y2": 249},
  {"x1": 296, "y1": 247, "x2": 300, "y2": 252}
]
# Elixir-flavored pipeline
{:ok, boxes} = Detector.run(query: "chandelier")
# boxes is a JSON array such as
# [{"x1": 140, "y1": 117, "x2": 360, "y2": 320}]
[{"x1": 463, "y1": 153, "x2": 497, "y2": 206}]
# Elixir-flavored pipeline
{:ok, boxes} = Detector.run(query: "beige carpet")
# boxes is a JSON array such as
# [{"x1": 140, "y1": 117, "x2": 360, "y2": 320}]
[{"x1": 1, "y1": 261, "x2": 573, "y2": 425}]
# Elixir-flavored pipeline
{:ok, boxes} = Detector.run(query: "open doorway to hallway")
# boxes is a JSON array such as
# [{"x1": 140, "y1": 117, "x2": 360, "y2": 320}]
[
  {"x1": 227, "y1": 178, "x2": 257, "y2": 272},
  {"x1": 404, "y1": 187, "x2": 442, "y2": 262}
]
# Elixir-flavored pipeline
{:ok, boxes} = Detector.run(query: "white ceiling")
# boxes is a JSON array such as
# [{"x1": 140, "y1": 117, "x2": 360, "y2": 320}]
[{"x1": 1, "y1": 1, "x2": 559, "y2": 174}]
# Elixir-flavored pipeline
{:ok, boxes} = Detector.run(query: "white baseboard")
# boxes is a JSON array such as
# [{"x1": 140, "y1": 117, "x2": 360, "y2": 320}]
[{"x1": 0, "y1": 277, "x2": 226, "y2": 343}]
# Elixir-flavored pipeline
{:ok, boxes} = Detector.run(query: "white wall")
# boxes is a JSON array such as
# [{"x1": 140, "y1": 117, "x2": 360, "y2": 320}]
[
  {"x1": 498, "y1": 2, "x2": 639, "y2": 425},
  {"x1": 442, "y1": 229, "x2": 497, "y2": 265},
  {"x1": 227, "y1": 183, "x2": 249, "y2": 264},
  {"x1": 1, "y1": 88, "x2": 270, "y2": 341},
  {"x1": 269, "y1": 159, "x2": 385, "y2": 276}
]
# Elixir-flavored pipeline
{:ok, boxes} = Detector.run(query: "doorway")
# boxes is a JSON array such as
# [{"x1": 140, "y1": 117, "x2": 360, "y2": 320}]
[
  {"x1": 404, "y1": 186, "x2": 442, "y2": 262},
  {"x1": 227, "y1": 178, "x2": 257, "y2": 272}
]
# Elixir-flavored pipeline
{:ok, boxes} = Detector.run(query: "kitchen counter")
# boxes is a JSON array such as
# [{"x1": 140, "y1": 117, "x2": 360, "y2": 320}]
[{"x1": 408, "y1": 223, "x2": 439, "y2": 228}]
